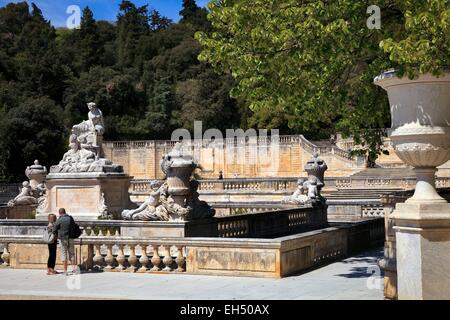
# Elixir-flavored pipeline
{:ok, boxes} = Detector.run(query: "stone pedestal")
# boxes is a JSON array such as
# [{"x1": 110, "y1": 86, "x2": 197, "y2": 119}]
[
  {"x1": 120, "y1": 219, "x2": 218, "y2": 238},
  {"x1": 393, "y1": 202, "x2": 450, "y2": 300},
  {"x1": 37, "y1": 172, "x2": 134, "y2": 220}
]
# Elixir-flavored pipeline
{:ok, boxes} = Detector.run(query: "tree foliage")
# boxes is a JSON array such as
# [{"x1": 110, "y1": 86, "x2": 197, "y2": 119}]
[
  {"x1": 196, "y1": 0, "x2": 449, "y2": 158},
  {"x1": 0, "y1": 0, "x2": 244, "y2": 182}
]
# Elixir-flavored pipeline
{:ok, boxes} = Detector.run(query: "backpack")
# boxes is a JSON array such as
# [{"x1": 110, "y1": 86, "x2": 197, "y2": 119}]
[
  {"x1": 43, "y1": 226, "x2": 56, "y2": 244},
  {"x1": 69, "y1": 215, "x2": 82, "y2": 239}
]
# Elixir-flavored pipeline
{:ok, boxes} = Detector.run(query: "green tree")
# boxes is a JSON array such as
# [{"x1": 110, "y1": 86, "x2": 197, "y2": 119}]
[
  {"x1": 78, "y1": 7, "x2": 103, "y2": 71},
  {"x1": 0, "y1": 1, "x2": 254, "y2": 181},
  {"x1": 381, "y1": 0, "x2": 450, "y2": 77},
  {"x1": 197, "y1": 0, "x2": 448, "y2": 156},
  {"x1": 180, "y1": 0, "x2": 210, "y2": 31},
  {"x1": 0, "y1": 96, "x2": 65, "y2": 182},
  {"x1": 116, "y1": 0, "x2": 150, "y2": 67}
]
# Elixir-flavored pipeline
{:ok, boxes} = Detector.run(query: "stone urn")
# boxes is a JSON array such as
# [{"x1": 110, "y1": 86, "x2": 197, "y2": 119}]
[
  {"x1": 304, "y1": 153, "x2": 328, "y2": 193},
  {"x1": 25, "y1": 160, "x2": 47, "y2": 190},
  {"x1": 374, "y1": 70, "x2": 450, "y2": 204},
  {"x1": 160, "y1": 146, "x2": 197, "y2": 207}
]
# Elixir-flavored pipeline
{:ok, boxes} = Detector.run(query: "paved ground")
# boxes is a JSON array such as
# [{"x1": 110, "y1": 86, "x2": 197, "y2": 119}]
[{"x1": 0, "y1": 247, "x2": 384, "y2": 300}]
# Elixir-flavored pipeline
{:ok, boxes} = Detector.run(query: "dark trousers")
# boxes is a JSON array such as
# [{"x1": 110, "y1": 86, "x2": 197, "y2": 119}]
[{"x1": 47, "y1": 242, "x2": 57, "y2": 269}]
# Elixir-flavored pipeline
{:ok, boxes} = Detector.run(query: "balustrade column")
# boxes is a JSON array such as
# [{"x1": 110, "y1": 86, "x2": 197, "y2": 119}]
[
  {"x1": 1, "y1": 244, "x2": 10, "y2": 266},
  {"x1": 92, "y1": 244, "x2": 104, "y2": 269},
  {"x1": 116, "y1": 244, "x2": 126, "y2": 271},
  {"x1": 175, "y1": 246, "x2": 185, "y2": 272},
  {"x1": 162, "y1": 245, "x2": 173, "y2": 272},
  {"x1": 150, "y1": 245, "x2": 161, "y2": 272},
  {"x1": 104, "y1": 244, "x2": 115, "y2": 271},
  {"x1": 127, "y1": 245, "x2": 138, "y2": 272},
  {"x1": 138, "y1": 245, "x2": 149, "y2": 273}
]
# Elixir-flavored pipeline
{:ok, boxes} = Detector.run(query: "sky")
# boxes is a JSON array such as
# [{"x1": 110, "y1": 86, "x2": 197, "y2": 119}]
[{"x1": 0, "y1": 0, "x2": 210, "y2": 27}]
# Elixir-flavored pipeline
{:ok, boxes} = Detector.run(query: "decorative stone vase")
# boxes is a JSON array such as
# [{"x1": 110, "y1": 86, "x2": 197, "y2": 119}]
[
  {"x1": 25, "y1": 160, "x2": 47, "y2": 190},
  {"x1": 375, "y1": 69, "x2": 450, "y2": 300},
  {"x1": 375, "y1": 70, "x2": 450, "y2": 203},
  {"x1": 160, "y1": 148, "x2": 197, "y2": 207}
]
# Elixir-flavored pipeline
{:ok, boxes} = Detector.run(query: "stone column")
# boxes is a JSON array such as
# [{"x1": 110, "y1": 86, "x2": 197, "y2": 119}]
[{"x1": 375, "y1": 70, "x2": 450, "y2": 299}]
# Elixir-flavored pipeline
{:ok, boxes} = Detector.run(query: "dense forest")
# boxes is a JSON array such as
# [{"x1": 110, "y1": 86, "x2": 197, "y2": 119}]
[{"x1": 0, "y1": 0, "x2": 274, "y2": 182}]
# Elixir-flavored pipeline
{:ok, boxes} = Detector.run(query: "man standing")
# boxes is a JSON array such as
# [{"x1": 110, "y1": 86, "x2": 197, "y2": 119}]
[{"x1": 53, "y1": 208, "x2": 78, "y2": 275}]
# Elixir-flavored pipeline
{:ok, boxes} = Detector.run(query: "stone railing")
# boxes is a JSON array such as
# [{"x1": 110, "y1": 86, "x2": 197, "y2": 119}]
[
  {"x1": 0, "y1": 205, "x2": 327, "y2": 240},
  {"x1": 334, "y1": 176, "x2": 450, "y2": 190},
  {"x1": 0, "y1": 235, "x2": 188, "y2": 272},
  {"x1": 0, "y1": 216, "x2": 384, "y2": 278},
  {"x1": 215, "y1": 205, "x2": 327, "y2": 238},
  {"x1": 130, "y1": 176, "x2": 450, "y2": 196},
  {"x1": 104, "y1": 134, "x2": 355, "y2": 160},
  {"x1": 105, "y1": 140, "x2": 178, "y2": 149},
  {"x1": 130, "y1": 178, "x2": 299, "y2": 195}
]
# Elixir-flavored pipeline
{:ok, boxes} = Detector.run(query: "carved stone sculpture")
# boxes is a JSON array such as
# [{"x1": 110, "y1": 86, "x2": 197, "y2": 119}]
[
  {"x1": 50, "y1": 116, "x2": 122, "y2": 174},
  {"x1": 36, "y1": 182, "x2": 48, "y2": 214},
  {"x1": 7, "y1": 181, "x2": 37, "y2": 207},
  {"x1": 282, "y1": 154, "x2": 327, "y2": 205},
  {"x1": 304, "y1": 152, "x2": 328, "y2": 195},
  {"x1": 72, "y1": 102, "x2": 105, "y2": 156},
  {"x1": 282, "y1": 179, "x2": 309, "y2": 204},
  {"x1": 186, "y1": 180, "x2": 215, "y2": 219},
  {"x1": 25, "y1": 160, "x2": 47, "y2": 192},
  {"x1": 122, "y1": 144, "x2": 215, "y2": 221},
  {"x1": 122, "y1": 181, "x2": 168, "y2": 221},
  {"x1": 7, "y1": 160, "x2": 48, "y2": 209}
]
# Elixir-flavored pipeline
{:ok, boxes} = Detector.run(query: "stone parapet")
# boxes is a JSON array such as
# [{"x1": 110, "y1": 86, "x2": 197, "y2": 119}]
[{"x1": 0, "y1": 218, "x2": 383, "y2": 278}]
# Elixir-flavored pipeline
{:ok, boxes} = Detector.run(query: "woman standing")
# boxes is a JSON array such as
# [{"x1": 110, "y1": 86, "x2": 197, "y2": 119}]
[{"x1": 46, "y1": 214, "x2": 58, "y2": 275}]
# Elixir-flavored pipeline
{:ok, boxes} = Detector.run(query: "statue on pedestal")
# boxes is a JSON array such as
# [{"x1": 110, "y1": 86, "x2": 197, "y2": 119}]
[
  {"x1": 72, "y1": 102, "x2": 104, "y2": 156},
  {"x1": 50, "y1": 103, "x2": 122, "y2": 174},
  {"x1": 8, "y1": 160, "x2": 48, "y2": 208},
  {"x1": 283, "y1": 153, "x2": 327, "y2": 205}
]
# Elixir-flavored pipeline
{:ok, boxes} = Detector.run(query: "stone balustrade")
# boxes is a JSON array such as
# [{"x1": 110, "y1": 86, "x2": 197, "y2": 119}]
[
  {"x1": 89, "y1": 239, "x2": 187, "y2": 273},
  {"x1": 0, "y1": 205, "x2": 328, "y2": 240},
  {"x1": 0, "y1": 216, "x2": 384, "y2": 278},
  {"x1": 0, "y1": 235, "x2": 187, "y2": 273},
  {"x1": 3, "y1": 176, "x2": 448, "y2": 202},
  {"x1": 129, "y1": 177, "x2": 450, "y2": 196}
]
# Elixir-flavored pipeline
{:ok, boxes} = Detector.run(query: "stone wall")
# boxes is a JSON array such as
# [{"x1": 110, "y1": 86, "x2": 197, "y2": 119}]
[
  {"x1": 0, "y1": 205, "x2": 36, "y2": 219},
  {"x1": 102, "y1": 136, "x2": 368, "y2": 180}
]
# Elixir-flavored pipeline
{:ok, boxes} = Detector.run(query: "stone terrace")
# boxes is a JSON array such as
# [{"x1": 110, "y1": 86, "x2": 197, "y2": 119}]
[{"x1": 0, "y1": 247, "x2": 384, "y2": 300}]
